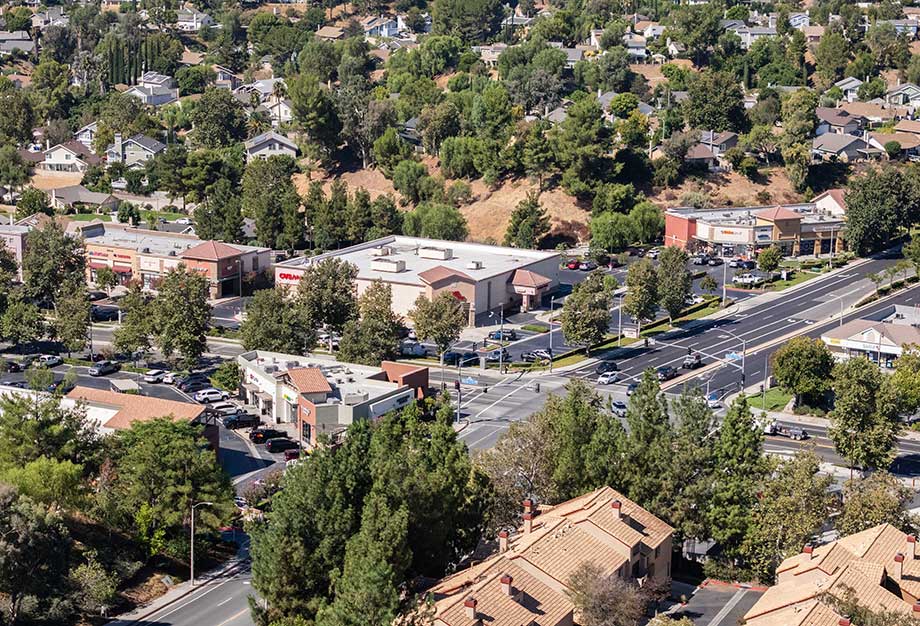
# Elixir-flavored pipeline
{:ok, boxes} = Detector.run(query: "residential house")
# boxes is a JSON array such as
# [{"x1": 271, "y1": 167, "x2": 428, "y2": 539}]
[
  {"x1": 642, "y1": 22, "x2": 665, "y2": 39},
  {"x1": 315, "y1": 25, "x2": 345, "y2": 41},
  {"x1": 361, "y1": 15, "x2": 399, "y2": 38},
  {"x1": 212, "y1": 64, "x2": 240, "y2": 90},
  {"x1": 105, "y1": 133, "x2": 166, "y2": 168},
  {"x1": 546, "y1": 42, "x2": 584, "y2": 68},
  {"x1": 870, "y1": 131, "x2": 920, "y2": 157},
  {"x1": 31, "y1": 6, "x2": 67, "y2": 30},
  {"x1": 623, "y1": 33, "x2": 647, "y2": 60},
  {"x1": 0, "y1": 31, "x2": 34, "y2": 55},
  {"x1": 743, "y1": 524, "x2": 920, "y2": 626},
  {"x1": 266, "y1": 98, "x2": 292, "y2": 127},
  {"x1": 48, "y1": 185, "x2": 118, "y2": 212},
  {"x1": 244, "y1": 130, "x2": 298, "y2": 162},
  {"x1": 875, "y1": 18, "x2": 920, "y2": 38},
  {"x1": 429, "y1": 487, "x2": 674, "y2": 626},
  {"x1": 175, "y1": 6, "x2": 215, "y2": 31},
  {"x1": 587, "y1": 28, "x2": 604, "y2": 47},
  {"x1": 504, "y1": 14, "x2": 536, "y2": 29},
  {"x1": 895, "y1": 119, "x2": 920, "y2": 135},
  {"x1": 0, "y1": 223, "x2": 27, "y2": 280},
  {"x1": 38, "y1": 142, "x2": 102, "y2": 174},
  {"x1": 802, "y1": 24, "x2": 825, "y2": 42},
  {"x1": 840, "y1": 99, "x2": 909, "y2": 124},
  {"x1": 886, "y1": 82, "x2": 920, "y2": 108},
  {"x1": 396, "y1": 12, "x2": 431, "y2": 33},
  {"x1": 667, "y1": 39, "x2": 686, "y2": 57},
  {"x1": 398, "y1": 116, "x2": 422, "y2": 150},
  {"x1": 125, "y1": 72, "x2": 179, "y2": 107},
  {"x1": 474, "y1": 43, "x2": 509, "y2": 67},
  {"x1": 139, "y1": 71, "x2": 175, "y2": 91},
  {"x1": 767, "y1": 11, "x2": 810, "y2": 29},
  {"x1": 684, "y1": 143, "x2": 719, "y2": 169},
  {"x1": 812, "y1": 133, "x2": 875, "y2": 161},
  {"x1": 698, "y1": 130, "x2": 739, "y2": 155},
  {"x1": 234, "y1": 78, "x2": 285, "y2": 103},
  {"x1": 74, "y1": 122, "x2": 98, "y2": 149},
  {"x1": 728, "y1": 25, "x2": 778, "y2": 49},
  {"x1": 815, "y1": 107, "x2": 864, "y2": 135},
  {"x1": 834, "y1": 76, "x2": 863, "y2": 103}
]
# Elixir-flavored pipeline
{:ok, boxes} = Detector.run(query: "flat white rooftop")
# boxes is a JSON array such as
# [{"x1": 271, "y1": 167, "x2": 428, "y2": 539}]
[{"x1": 276, "y1": 236, "x2": 559, "y2": 285}]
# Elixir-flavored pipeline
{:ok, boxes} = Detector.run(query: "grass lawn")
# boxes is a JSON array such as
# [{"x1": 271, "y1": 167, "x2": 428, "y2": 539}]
[
  {"x1": 69, "y1": 213, "x2": 111, "y2": 222},
  {"x1": 765, "y1": 270, "x2": 821, "y2": 291},
  {"x1": 752, "y1": 388, "x2": 792, "y2": 412}
]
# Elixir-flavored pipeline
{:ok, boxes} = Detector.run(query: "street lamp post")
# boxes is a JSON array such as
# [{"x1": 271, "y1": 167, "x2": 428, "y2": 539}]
[
  {"x1": 489, "y1": 306, "x2": 505, "y2": 374},
  {"x1": 190, "y1": 501, "x2": 214, "y2": 588},
  {"x1": 617, "y1": 293, "x2": 624, "y2": 347},
  {"x1": 549, "y1": 297, "x2": 555, "y2": 373},
  {"x1": 831, "y1": 293, "x2": 845, "y2": 328},
  {"x1": 721, "y1": 260, "x2": 728, "y2": 307},
  {"x1": 720, "y1": 329, "x2": 747, "y2": 388}
]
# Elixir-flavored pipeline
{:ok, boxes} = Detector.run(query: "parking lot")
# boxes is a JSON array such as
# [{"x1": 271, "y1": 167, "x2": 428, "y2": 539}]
[{"x1": 667, "y1": 581, "x2": 764, "y2": 626}]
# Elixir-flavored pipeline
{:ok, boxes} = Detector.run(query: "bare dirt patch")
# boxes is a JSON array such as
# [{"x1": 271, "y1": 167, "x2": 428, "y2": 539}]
[
  {"x1": 649, "y1": 168, "x2": 802, "y2": 208},
  {"x1": 29, "y1": 171, "x2": 84, "y2": 190}
]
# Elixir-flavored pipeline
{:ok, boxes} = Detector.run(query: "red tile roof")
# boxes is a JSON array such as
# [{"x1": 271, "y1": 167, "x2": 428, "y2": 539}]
[
  {"x1": 180, "y1": 241, "x2": 242, "y2": 261},
  {"x1": 284, "y1": 367, "x2": 332, "y2": 395},
  {"x1": 65, "y1": 386, "x2": 205, "y2": 430},
  {"x1": 756, "y1": 206, "x2": 802, "y2": 221},
  {"x1": 418, "y1": 265, "x2": 473, "y2": 285},
  {"x1": 511, "y1": 269, "x2": 551, "y2": 289}
]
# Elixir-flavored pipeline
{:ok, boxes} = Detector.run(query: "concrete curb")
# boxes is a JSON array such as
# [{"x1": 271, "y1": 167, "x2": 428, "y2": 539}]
[{"x1": 107, "y1": 558, "x2": 248, "y2": 625}]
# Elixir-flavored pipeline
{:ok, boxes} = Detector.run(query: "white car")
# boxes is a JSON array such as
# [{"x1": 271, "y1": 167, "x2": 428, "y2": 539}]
[
  {"x1": 143, "y1": 369, "x2": 166, "y2": 383},
  {"x1": 732, "y1": 273, "x2": 765, "y2": 286},
  {"x1": 37, "y1": 354, "x2": 63, "y2": 367},
  {"x1": 685, "y1": 294, "x2": 705, "y2": 306},
  {"x1": 162, "y1": 372, "x2": 181, "y2": 384},
  {"x1": 175, "y1": 217, "x2": 192, "y2": 225},
  {"x1": 706, "y1": 392, "x2": 722, "y2": 408},
  {"x1": 597, "y1": 372, "x2": 619, "y2": 385},
  {"x1": 194, "y1": 388, "x2": 230, "y2": 404}
]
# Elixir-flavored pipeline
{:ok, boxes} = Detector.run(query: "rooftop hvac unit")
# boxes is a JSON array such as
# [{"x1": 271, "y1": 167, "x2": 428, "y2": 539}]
[
  {"x1": 371, "y1": 245, "x2": 392, "y2": 256},
  {"x1": 418, "y1": 246, "x2": 452, "y2": 260},
  {"x1": 371, "y1": 258, "x2": 406, "y2": 273},
  {"x1": 264, "y1": 365, "x2": 277, "y2": 373},
  {"x1": 467, "y1": 260, "x2": 483, "y2": 270},
  {"x1": 285, "y1": 361, "x2": 299, "y2": 369},
  {"x1": 343, "y1": 391, "x2": 370, "y2": 405},
  {"x1": 141, "y1": 247, "x2": 150, "y2": 253}
]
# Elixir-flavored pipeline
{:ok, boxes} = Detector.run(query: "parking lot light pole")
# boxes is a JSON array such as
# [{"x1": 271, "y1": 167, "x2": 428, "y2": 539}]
[
  {"x1": 489, "y1": 306, "x2": 505, "y2": 374},
  {"x1": 722, "y1": 261, "x2": 728, "y2": 307},
  {"x1": 190, "y1": 501, "x2": 214, "y2": 588},
  {"x1": 548, "y1": 297, "x2": 555, "y2": 373}
]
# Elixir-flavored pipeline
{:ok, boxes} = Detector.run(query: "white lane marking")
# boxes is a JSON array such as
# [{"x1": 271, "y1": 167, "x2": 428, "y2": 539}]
[
  {"x1": 217, "y1": 596, "x2": 235, "y2": 607},
  {"x1": 145, "y1": 571, "x2": 241, "y2": 621},
  {"x1": 466, "y1": 423, "x2": 511, "y2": 448},
  {"x1": 473, "y1": 384, "x2": 531, "y2": 419}
]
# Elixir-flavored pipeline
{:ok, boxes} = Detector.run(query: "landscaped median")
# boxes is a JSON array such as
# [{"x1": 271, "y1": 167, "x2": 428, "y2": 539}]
[{"x1": 535, "y1": 295, "x2": 728, "y2": 371}]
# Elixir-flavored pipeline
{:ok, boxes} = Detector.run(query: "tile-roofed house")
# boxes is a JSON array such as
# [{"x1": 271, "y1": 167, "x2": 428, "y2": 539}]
[
  {"x1": 839, "y1": 100, "x2": 909, "y2": 124},
  {"x1": 815, "y1": 107, "x2": 863, "y2": 135},
  {"x1": 315, "y1": 25, "x2": 345, "y2": 41},
  {"x1": 429, "y1": 487, "x2": 674, "y2": 626},
  {"x1": 870, "y1": 131, "x2": 920, "y2": 156},
  {"x1": 746, "y1": 525, "x2": 920, "y2": 626},
  {"x1": 895, "y1": 119, "x2": 920, "y2": 135}
]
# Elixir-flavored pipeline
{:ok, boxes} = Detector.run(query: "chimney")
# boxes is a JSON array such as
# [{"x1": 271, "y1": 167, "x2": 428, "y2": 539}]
[
  {"x1": 909, "y1": 535, "x2": 918, "y2": 560},
  {"x1": 522, "y1": 499, "x2": 534, "y2": 515},
  {"x1": 611, "y1": 500, "x2": 622, "y2": 520},
  {"x1": 114, "y1": 132, "x2": 123, "y2": 160},
  {"x1": 463, "y1": 597, "x2": 478, "y2": 621},
  {"x1": 498, "y1": 530, "x2": 509, "y2": 553},
  {"x1": 913, "y1": 602, "x2": 920, "y2": 614},
  {"x1": 838, "y1": 620, "x2": 850, "y2": 626},
  {"x1": 500, "y1": 573, "x2": 513, "y2": 596},
  {"x1": 523, "y1": 512, "x2": 533, "y2": 534},
  {"x1": 895, "y1": 552, "x2": 905, "y2": 580}
]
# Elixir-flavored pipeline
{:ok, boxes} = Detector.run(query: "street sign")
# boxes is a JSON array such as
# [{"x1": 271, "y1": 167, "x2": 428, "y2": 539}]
[
  {"x1": 461, "y1": 377, "x2": 478, "y2": 385},
  {"x1": 725, "y1": 352, "x2": 742, "y2": 361}
]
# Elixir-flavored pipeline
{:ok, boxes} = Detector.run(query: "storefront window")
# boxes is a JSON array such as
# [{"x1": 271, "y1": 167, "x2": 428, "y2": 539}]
[{"x1": 301, "y1": 421, "x2": 312, "y2": 444}]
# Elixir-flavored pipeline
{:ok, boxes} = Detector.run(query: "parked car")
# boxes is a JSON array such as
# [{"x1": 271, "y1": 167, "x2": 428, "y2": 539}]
[
  {"x1": 37, "y1": 355, "x2": 63, "y2": 368},
  {"x1": 626, "y1": 383, "x2": 638, "y2": 396},
  {"x1": 706, "y1": 392, "x2": 722, "y2": 408},
  {"x1": 521, "y1": 349, "x2": 551, "y2": 363},
  {"x1": 531, "y1": 349, "x2": 552, "y2": 361},
  {"x1": 707, "y1": 257, "x2": 724, "y2": 266},
  {"x1": 177, "y1": 375, "x2": 208, "y2": 391},
  {"x1": 194, "y1": 388, "x2": 230, "y2": 404},
  {"x1": 740, "y1": 259, "x2": 756, "y2": 270},
  {"x1": 611, "y1": 401, "x2": 627, "y2": 417},
  {"x1": 692, "y1": 255, "x2": 710, "y2": 265},
  {"x1": 685, "y1": 294, "x2": 705, "y2": 306},
  {"x1": 88, "y1": 360, "x2": 119, "y2": 376},
  {"x1": 88, "y1": 291, "x2": 106, "y2": 302},
  {"x1": 175, "y1": 217, "x2": 192, "y2": 225},
  {"x1": 732, "y1": 273, "x2": 765, "y2": 287},
  {"x1": 143, "y1": 369, "x2": 167, "y2": 383},
  {"x1": 485, "y1": 348, "x2": 511, "y2": 363},
  {"x1": 284, "y1": 448, "x2": 301, "y2": 461},
  {"x1": 47, "y1": 379, "x2": 75, "y2": 394},
  {"x1": 400, "y1": 341, "x2": 427, "y2": 357},
  {"x1": 565, "y1": 259, "x2": 581, "y2": 270},
  {"x1": 223, "y1": 413, "x2": 261, "y2": 430},
  {"x1": 91, "y1": 305, "x2": 118, "y2": 322},
  {"x1": 682, "y1": 354, "x2": 703, "y2": 369},
  {"x1": 1, "y1": 380, "x2": 27, "y2": 389},
  {"x1": 249, "y1": 428, "x2": 286, "y2": 444},
  {"x1": 579, "y1": 260, "x2": 598, "y2": 271},
  {"x1": 488, "y1": 329, "x2": 517, "y2": 341},
  {"x1": 597, "y1": 371, "x2": 619, "y2": 385},
  {"x1": 647, "y1": 248, "x2": 660, "y2": 259},
  {"x1": 210, "y1": 402, "x2": 244, "y2": 417},
  {"x1": 4, "y1": 361, "x2": 21, "y2": 373},
  {"x1": 595, "y1": 361, "x2": 618, "y2": 374},
  {"x1": 266, "y1": 438, "x2": 300, "y2": 453},
  {"x1": 656, "y1": 365, "x2": 678, "y2": 381},
  {"x1": 728, "y1": 258, "x2": 743, "y2": 268},
  {"x1": 457, "y1": 352, "x2": 479, "y2": 367},
  {"x1": 163, "y1": 371, "x2": 185, "y2": 385}
]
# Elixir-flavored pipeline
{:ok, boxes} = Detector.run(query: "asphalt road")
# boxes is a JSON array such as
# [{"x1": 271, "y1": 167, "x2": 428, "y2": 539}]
[{"x1": 0, "y1": 362, "x2": 194, "y2": 402}]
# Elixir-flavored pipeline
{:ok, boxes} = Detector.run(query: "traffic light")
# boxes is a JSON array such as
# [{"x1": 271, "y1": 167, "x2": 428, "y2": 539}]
[
  {"x1": 644, "y1": 338, "x2": 649, "y2": 348},
  {"x1": 687, "y1": 347, "x2": 692, "y2": 356},
  {"x1": 454, "y1": 380, "x2": 460, "y2": 390}
]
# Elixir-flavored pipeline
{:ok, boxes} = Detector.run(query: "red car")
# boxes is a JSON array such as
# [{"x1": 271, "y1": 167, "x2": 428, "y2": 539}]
[{"x1": 566, "y1": 259, "x2": 580, "y2": 270}]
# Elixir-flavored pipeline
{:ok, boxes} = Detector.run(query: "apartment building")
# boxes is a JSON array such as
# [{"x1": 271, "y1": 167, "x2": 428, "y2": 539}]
[
  {"x1": 744, "y1": 523, "x2": 920, "y2": 626},
  {"x1": 430, "y1": 487, "x2": 674, "y2": 626}
]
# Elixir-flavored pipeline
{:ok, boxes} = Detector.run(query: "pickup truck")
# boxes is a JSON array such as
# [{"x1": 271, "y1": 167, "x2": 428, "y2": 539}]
[
  {"x1": 732, "y1": 273, "x2": 766, "y2": 287},
  {"x1": 764, "y1": 422, "x2": 808, "y2": 440}
]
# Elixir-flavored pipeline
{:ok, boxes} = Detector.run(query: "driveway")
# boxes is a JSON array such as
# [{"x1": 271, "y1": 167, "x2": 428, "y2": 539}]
[{"x1": 668, "y1": 582, "x2": 764, "y2": 626}]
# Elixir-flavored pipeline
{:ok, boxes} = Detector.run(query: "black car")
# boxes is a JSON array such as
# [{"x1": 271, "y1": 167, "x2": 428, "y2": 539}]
[
  {"x1": 707, "y1": 257, "x2": 724, "y2": 266},
  {"x1": 458, "y1": 352, "x2": 479, "y2": 367},
  {"x1": 740, "y1": 259, "x2": 756, "y2": 270},
  {"x1": 595, "y1": 361, "x2": 618, "y2": 374},
  {"x1": 91, "y1": 305, "x2": 119, "y2": 322},
  {"x1": 47, "y1": 379, "x2": 75, "y2": 394},
  {"x1": 692, "y1": 255, "x2": 710, "y2": 265},
  {"x1": 1, "y1": 380, "x2": 27, "y2": 389},
  {"x1": 223, "y1": 413, "x2": 262, "y2": 430},
  {"x1": 249, "y1": 428, "x2": 286, "y2": 444},
  {"x1": 442, "y1": 351, "x2": 463, "y2": 366},
  {"x1": 177, "y1": 375, "x2": 209, "y2": 391},
  {"x1": 488, "y1": 329, "x2": 517, "y2": 341},
  {"x1": 4, "y1": 361, "x2": 21, "y2": 373},
  {"x1": 656, "y1": 365, "x2": 678, "y2": 381},
  {"x1": 626, "y1": 383, "x2": 638, "y2": 396},
  {"x1": 266, "y1": 438, "x2": 300, "y2": 453}
]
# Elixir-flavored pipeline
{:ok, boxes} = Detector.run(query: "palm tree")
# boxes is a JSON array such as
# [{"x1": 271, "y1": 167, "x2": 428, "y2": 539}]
[
  {"x1": 246, "y1": 112, "x2": 271, "y2": 138},
  {"x1": 271, "y1": 80, "x2": 287, "y2": 105}
]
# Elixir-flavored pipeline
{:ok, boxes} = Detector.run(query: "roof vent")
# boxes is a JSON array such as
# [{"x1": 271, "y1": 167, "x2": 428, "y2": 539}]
[
  {"x1": 371, "y1": 258, "x2": 405, "y2": 273},
  {"x1": 467, "y1": 260, "x2": 483, "y2": 270},
  {"x1": 418, "y1": 246, "x2": 452, "y2": 260},
  {"x1": 371, "y1": 245, "x2": 392, "y2": 256}
]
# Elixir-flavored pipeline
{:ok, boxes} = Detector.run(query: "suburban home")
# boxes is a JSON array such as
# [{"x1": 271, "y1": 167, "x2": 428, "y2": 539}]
[
  {"x1": 361, "y1": 15, "x2": 399, "y2": 38},
  {"x1": 623, "y1": 33, "x2": 648, "y2": 60},
  {"x1": 744, "y1": 524, "x2": 920, "y2": 626},
  {"x1": 428, "y1": 488, "x2": 674, "y2": 626},
  {"x1": 894, "y1": 119, "x2": 920, "y2": 135},
  {"x1": 315, "y1": 25, "x2": 345, "y2": 41},
  {"x1": 398, "y1": 116, "x2": 423, "y2": 149},
  {"x1": 126, "y1": 72, "x2": 179, "y2": 107},
  {"x1": 37, "y1": 141, "x2": 102, "y2": 174},
  {"x1": 642, "y1": 22, "x2": 665, "y2": 39},
  {"x1": 802, "y1": 24, "x2": 824, "y2": 42},
  {"x1": 767, "y1": 11, "x2": 809, "y2": 28},
  {"x1": 175, "y1": 6, "x2": 214, "y2": 31},
  {"x1": 212, "y1": 64, "x2": 240, "y2": 90},
  {"x1": 396, "y1": 12, "x2": 431, "y2": 33},
  {"x1": 234, "y1": 78, "x2": 285, "y2": 103},
  {"x1": 0, "y1": 31, "x2": 34, "y2": 55},
  {"x1": 48, "y1": 185, "x2": 118, "y2": 212},
  {"x1": 833, "y1": 76, "x2": 863, "y2": 103},
  {"x1": 840, "y1": 99, "x2": 909, "y2": 124},
  {"x1": 74, "y1": 121, "x2": 98, "y2": 149},
  {"x1": 105, "y1": 133, "x2": 166, "y2": 168},
  {"x1": 815, "y1": 107, "x2": 864, "y2": 135},
  {"x1": 684, "y1": 143, "x2": 720, "y2": 169},
  {"x1": 870, "y1": 131, "x2": 920, "y2": 157},
  {"x1": 266, "y1": 98, "x2": 293, "y2": 127},
  {"x1": 697, "y1": 130, "x2": 739, "y2": 155},
  {"x1": 886, "y1": 82, "x2": 920, "y2": 108},
  {"x1": 875, "y1": 18, "x2": 920, "y2": 38},
  {"x1": 812, "y1": 133, "x2": 876, "y2": 161},
  {"x1": 474, "y1": 43, "x2": 509, "y2": 66},
  {"x1": 812, "y1": 188, "x2": 847, "y2": 216},
  {"x1": 667, "y1": 39, "x2": 686, "y2": 57},
  {"x1": 244, "y1": 130, "x2": 298, "y2": 162},
  {"x1": 729, "y1": 25, "x2": 778, "y2": 49},
  {"x1": 138, "y1": 71, "x2": 175, "y2": 91},
  {"x1": 31, "y1": 6, "x2": 67, "y2": 29}
]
